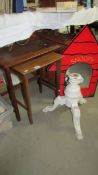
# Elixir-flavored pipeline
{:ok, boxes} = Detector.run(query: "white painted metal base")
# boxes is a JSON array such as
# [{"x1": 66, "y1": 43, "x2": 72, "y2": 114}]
[{"x1": 43, "y1": 73, "x2": 86, "y2": 140}]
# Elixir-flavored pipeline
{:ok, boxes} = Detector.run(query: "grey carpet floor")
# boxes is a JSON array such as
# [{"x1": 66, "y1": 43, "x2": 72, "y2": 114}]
[{"x1": 0, "y1": 74, "x2": 98, "y2": 175}]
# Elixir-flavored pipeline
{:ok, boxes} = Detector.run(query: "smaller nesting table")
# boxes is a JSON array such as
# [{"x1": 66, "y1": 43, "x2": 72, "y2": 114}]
[{"x1": 11, "y1": 51, "x2": 62, "y2": 124}]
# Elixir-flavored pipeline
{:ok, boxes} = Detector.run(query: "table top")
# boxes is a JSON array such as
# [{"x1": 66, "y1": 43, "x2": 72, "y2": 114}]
[
  {"x1": 36, "y1": 29, "x2": 75, "y2": 46},
  {"x1": 0, "y1": 37, "x2": 62, "y2": 68},
  {"x1": 12, "y1": 51, "x2": 62, "y2": 75}
]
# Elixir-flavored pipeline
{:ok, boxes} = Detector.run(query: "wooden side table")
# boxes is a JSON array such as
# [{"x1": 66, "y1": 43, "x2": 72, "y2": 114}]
[
  {"x1": 0, "y1": 37, "x2": 62, "y2": 123},
  {"x1": 11, "y1": 51, "x2": 62, "y2": 124}
]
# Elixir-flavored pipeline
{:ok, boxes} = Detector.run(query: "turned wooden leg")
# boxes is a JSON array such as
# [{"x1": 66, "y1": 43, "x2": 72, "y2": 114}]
[
  {"x1": 37, "y1": 69, "x2": 43, "y2": 93},
  {"x1": 55, "y1": 60, "x2": 61, "y2": 96},
  {"x1": 21, "y1": 75, "x2": 33, "y2": 124},
  {"x1": 4, "y1": 67, "x2": 21, "y2": 121}
]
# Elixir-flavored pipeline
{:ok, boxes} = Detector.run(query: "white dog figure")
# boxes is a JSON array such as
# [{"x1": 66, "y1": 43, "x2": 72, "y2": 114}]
[{"x1": 43, "y1": 73, "x2": 86, "y2": 140}]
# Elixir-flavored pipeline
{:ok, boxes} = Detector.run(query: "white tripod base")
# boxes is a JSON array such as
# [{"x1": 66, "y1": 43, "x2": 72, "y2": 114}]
[
  {"x1": 43, "y1": 96, "x2": 86, "y2": 140},
  {"x1": 43, "y1": 73, "x2": 86, "y2": 140}
]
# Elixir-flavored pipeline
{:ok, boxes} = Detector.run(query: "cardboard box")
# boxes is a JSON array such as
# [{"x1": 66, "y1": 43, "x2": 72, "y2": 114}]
[{"x1": 56, "y1": 1, "x2": 77, "y2": 12}]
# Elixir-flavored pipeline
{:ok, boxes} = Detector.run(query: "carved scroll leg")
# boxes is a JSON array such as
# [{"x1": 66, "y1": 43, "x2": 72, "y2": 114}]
[
  {"x1": 43, "y1": 96, "x2": 65, "y2": 112},
  {"x1": 71, "y1": 104, "x2": 83, "y2": 140},
  {"x1": 43, "y1": 98, "x2": 60, "y2": 112}
]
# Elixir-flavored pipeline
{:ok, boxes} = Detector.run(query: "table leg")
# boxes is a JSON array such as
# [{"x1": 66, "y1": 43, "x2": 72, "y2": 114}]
[
  {"x1": 21, "y1": 75, "x2": 33, "y2": 124},
  {"x1": 55, "y1": 60, "x2": 61, "y2": 96},
  {"x1": 4, "y1": 68, "x2": 21, "y2": 121}
]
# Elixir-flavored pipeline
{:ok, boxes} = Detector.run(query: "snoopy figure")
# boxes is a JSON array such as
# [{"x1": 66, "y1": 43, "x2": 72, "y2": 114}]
[{"x1": 43, "y1": 73, "x2": 86, "y2": 140}]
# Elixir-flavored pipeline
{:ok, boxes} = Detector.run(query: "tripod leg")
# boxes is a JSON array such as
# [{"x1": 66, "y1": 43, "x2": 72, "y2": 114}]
[
  {"x1": 43, "y1": 96, "x2": 65, "y2": 112},
  {"x1": 71, "y1": 104, "x2": 83, "y2": 140}
]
